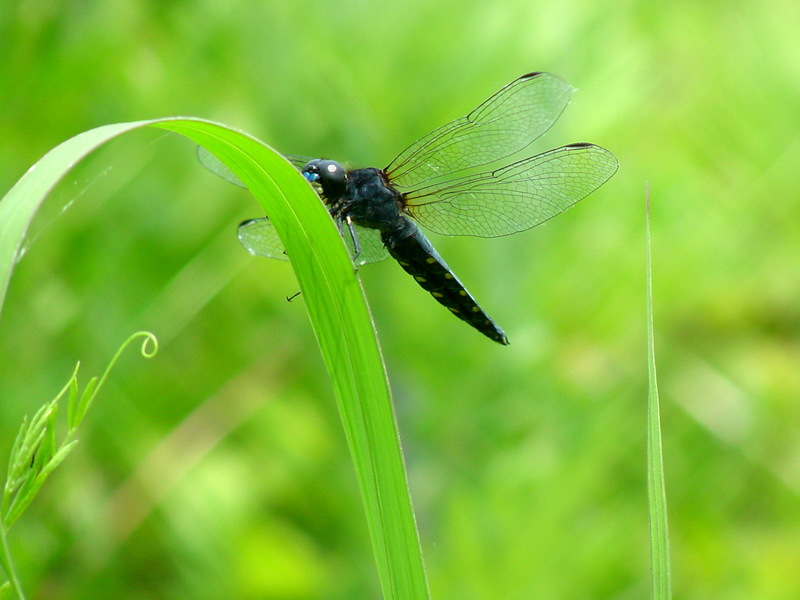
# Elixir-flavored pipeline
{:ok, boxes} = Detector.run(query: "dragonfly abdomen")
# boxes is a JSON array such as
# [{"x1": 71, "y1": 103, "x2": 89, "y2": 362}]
[{"x1": 381, "y1": 221, "x2": 509, "y2": 345}]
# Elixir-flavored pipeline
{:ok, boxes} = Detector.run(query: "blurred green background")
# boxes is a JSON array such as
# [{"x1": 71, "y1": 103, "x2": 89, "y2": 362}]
[{"x1": 1, "y1": 0, "x2": 799, "y2": 598}]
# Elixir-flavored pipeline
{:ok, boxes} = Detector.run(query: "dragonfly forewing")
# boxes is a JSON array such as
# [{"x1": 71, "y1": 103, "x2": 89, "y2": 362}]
[
  {"x1": 197, "y1": 146, "x2": 247, "y2": 189},
  {"x1": 386, "y1": 72, "x2": 573, "y2": 189}
]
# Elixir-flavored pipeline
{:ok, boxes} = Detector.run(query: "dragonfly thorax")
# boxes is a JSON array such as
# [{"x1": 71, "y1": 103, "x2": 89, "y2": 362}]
[{"x1": 340, "y1": 167, "x2": 406, "y2": 232}]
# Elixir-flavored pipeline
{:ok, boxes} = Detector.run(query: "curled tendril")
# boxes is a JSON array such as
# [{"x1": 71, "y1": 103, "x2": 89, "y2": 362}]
[
  {"x1": 132, "y1": 331, "x2": 159, "y2": 359},
  {"x1": 107, "y1": 331, "x2": 159, "y2": 369},
  {"x1": 81, "y1": 331, "x2": 159, "y2": 416}
]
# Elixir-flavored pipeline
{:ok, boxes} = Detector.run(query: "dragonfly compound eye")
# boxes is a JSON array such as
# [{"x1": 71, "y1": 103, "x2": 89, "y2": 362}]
[{"x1": 302, "y1": 159, "x2": 346, "y2": 200}]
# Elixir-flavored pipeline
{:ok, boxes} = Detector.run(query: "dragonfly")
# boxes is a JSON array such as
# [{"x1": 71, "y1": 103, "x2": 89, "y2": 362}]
[{"x1": 199, "y1": 72, "x2": 618, "y2": 345}]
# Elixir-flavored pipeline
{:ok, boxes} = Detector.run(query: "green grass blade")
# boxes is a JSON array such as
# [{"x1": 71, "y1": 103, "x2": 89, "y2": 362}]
[
  {"x1": 0, "y1": 120, "x2": 155, "y2": 310},
  {"x1": 0, "y1": 119, "x2": 428, "y2": 599},
  {"x1": 646, "y1": 186, "x2": 672, "y2": 599}
]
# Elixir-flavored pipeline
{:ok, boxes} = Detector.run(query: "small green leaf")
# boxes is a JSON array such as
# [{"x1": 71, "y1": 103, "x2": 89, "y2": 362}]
[
  {"x1": 72, "y1": 376, "x2": 98, "y2": 430},
  {"x1": 43, "y1": 442, "x2": 78, "y2": 477},
  {"x1": 3, "y1": 417, "x2": 29, "y2": 501},
  {"x1": 40, "y1": 402, "x2": 59, "y2": 466},
  {"x1": 65, "y1": 364, "x2": 81, "y2": 430},
  {"x1": 7, "y1": 415, "x2": 45, "y2": 489}
]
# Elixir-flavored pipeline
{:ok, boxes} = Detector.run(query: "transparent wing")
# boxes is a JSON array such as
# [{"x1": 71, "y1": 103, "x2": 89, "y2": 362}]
[
  {"x1": 342, "y1": 223, "x2": 391, "y2": 265},
  {"x1": 404, "y1": 143, "x2": 618, "y2": 237},
  {"x1": 238, "y1": 218, "x2": 289, "y2": 261},
  {"x1": 197, "y1": 146, "x2": 310, "y2": 189},
  {"x1": 385, "y1": 72, "x2": 573, "y2": 189},
  {"x1": 238, "y1": 218, "x2": 389, "y2": 266}
]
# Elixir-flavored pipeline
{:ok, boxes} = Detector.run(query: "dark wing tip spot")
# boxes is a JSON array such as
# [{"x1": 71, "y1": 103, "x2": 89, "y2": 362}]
[
  {"x1": 520, "y1": 71, "x2": 543, "y2": 80},
  {"x1": 565, "y1": 142, "x2": 595, "y2": 149}
]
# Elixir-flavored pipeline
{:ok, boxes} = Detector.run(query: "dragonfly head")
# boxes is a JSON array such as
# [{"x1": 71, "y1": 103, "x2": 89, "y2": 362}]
[{"x1": 302, "y1": 159, "x2": 347, "y2": 203}]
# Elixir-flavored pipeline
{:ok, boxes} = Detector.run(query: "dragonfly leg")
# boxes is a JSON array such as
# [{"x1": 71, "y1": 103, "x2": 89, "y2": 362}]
[{"x1": 344, "y1": 216, "x2": 362, "y2": 262}]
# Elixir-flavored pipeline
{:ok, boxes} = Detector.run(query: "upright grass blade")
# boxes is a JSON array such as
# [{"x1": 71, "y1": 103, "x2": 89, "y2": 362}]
[
  {"x1": 645, "y1": 185, "x2": 672, "y2": 599},
  {"x1": 0, "y1": 119, "x2": 429, "y2": 600}
]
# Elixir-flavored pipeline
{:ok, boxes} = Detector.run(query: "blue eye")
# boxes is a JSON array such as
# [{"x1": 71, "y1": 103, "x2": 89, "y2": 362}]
[{"x1": 303, "y1": 171, "x2": 319, "y2": 183}]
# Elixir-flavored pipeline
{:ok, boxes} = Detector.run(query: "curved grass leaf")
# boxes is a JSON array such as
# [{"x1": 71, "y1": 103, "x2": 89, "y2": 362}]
[{"x1": 0, "y1": 118, "x2": 428, "y2": 600}]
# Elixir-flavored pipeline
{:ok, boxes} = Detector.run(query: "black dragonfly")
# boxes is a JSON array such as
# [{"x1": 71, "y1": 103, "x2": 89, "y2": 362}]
[{"x1": 199, "y1": 72, "x2": 618, "y2": 345}]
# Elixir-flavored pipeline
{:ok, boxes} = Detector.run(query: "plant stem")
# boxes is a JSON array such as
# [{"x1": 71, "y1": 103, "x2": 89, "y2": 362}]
[{"x1": 0, "y1": 521, "x2": 26, "y2": 600}]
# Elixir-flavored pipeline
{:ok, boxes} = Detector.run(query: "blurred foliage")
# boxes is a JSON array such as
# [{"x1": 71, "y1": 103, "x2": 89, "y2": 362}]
[{"x1": 1, "y1": 0, "x2": 798, "y2": 599}]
